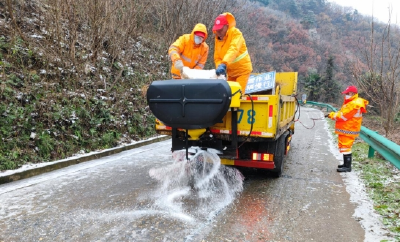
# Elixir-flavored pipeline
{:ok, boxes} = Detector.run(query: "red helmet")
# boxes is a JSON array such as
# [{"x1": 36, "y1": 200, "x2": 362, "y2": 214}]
[{"x1": 342, "y1": 86, "x2": 358, "y2": 94}]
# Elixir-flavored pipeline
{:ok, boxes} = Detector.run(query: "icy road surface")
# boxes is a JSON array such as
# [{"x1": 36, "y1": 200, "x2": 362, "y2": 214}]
[{"x1": 0, "y1": 107, "x2": 391, "y2": 241}]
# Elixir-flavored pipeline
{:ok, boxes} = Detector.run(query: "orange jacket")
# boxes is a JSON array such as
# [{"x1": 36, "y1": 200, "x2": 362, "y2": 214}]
[
  {"x1": 328, "y1": 94, "x2": 368, "y2": 137},
  {"x1": 168, "y1": 23, "x2": 209, "y2": 79},
  {"x1": 213, "y1": 12, "x2": 252, "y2": 78}
]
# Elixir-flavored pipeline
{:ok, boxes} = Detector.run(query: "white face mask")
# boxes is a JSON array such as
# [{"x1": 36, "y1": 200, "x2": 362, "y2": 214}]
[
  {"x1": 345, "y1": 95, "x2": 352, "y2": 100},
  {"x1": 194, "y1": 35, "x2": 203, "y2": 45}
]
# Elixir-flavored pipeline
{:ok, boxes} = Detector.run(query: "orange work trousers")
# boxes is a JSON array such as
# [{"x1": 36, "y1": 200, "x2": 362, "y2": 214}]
[
  {"x1": 228, "y1": 73, "x2": 251, "y2": 93},
  {"x1": 338, "y1": 134, "x2": 355, "y2": 154}
]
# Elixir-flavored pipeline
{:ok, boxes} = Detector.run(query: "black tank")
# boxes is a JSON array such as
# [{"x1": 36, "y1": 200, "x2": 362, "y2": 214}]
[{"x1": 147, "y1": 79, "x2": 232, "y2": 129}]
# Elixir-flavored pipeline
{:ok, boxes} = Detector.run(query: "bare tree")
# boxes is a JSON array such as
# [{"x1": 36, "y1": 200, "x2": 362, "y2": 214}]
[
  {"x1": 147, "y1": 0, "x2": 233, "y2": 51},
  {"x1": 35, "y1": 0, "x2": 155, "y2": 89},
  {"x1": 352, "y1": 6, "x2": 400, "y2": 137}
]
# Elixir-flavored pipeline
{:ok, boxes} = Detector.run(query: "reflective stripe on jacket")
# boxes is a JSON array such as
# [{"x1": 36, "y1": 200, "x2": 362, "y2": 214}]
[
  {"x1": 213, "y1": 12, "x2": 252, "y2": 78},
  {"x1": 329, "y1": 94, "x2": 368, "y2": 137},
  {"x1": 168, "y1": 23, "x2": 209, "y2": 79}
]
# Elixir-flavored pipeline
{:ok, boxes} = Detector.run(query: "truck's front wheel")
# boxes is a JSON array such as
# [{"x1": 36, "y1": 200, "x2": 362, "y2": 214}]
[{"x1": 271, "y1": 132, "x2": 288, "y2": 178}]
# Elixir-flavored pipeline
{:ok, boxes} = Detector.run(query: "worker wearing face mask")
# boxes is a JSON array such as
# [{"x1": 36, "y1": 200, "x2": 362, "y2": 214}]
[
  {"x1": 168, "y1": 23, "x2": 209, "y2": 79},
  {"x1": 327, "y1": 86, "x2": 368, "y2": 172}
]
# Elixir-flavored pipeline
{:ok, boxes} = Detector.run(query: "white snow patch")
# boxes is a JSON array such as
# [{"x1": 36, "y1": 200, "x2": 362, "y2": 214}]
[
  {"x1": 30, "y1": 34, "x2": 44, "y2": 39},
  {"x1": 0, "y1": 136, "x2": 167, "y2": 179},
  {"x1": 302, "y1": 202, "x2": 311, "y2": 211}
]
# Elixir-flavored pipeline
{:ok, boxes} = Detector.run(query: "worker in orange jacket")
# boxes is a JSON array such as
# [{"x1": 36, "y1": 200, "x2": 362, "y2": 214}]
[
  {"x1": 168, "y1": 23, "x2": 209, "y2": 79},
  {"x1": 212, "y1": 12, "x2": 253, "y2": 93},
  {"x1": 328, "y1": 86, "x2": 368, "y2": 172}
]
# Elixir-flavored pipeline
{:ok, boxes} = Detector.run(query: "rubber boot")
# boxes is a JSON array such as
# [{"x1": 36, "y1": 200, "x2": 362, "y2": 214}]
[{"x1": 337, "y1": 154, "x2": 352, "y2": 172}]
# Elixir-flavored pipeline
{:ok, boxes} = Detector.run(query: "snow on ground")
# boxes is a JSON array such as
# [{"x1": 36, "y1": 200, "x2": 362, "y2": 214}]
[
  {"x1": 0, "y1": 116, "x2": 394, "y2": 241},
  {"x1": 0, "y1": 136, "x2": 164, "y2": 178}
]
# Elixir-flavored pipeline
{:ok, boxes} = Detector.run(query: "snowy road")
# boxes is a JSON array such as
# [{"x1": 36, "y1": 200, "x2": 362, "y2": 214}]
[{"x1": 0, "y1": 107, "x2": 390, "y2": 241}]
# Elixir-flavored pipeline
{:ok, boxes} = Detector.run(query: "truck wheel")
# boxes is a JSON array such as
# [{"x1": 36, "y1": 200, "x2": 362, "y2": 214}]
[{"x1": 271, "y1": 132, "x2": 288, "y2": 178}]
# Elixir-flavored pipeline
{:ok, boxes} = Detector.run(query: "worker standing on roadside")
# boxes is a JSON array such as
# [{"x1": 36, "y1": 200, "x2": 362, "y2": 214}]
[
  {"x1": 212, "y1": 12, "x2": 253, "y2": 93},
  {"x1": 168, "y1": 23, "x2": 209, "y2": 79},
  {"x1": 327, "y1": 86, "x2": 368, "y2": 172}
]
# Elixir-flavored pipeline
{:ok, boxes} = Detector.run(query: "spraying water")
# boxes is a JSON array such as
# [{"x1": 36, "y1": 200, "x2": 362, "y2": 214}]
[{"x1": 148, "y1": 148, "x2": 244, "y2": 224}]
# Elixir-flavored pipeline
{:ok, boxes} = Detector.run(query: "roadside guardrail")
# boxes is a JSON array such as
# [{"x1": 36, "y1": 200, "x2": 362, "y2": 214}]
[{"x1": 305, "y1": 101, "x2": 400, "y2": 169}]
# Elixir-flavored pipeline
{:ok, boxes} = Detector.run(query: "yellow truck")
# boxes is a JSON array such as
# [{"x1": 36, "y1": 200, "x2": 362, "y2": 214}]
[{"x1": 147, "y1": 72, "x2": 298, "y2": 177}]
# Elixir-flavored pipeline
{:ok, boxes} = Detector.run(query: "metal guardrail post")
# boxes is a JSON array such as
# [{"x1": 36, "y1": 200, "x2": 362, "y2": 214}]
[
  {"x1": 368, "y1": 146, "x2": 376, "y2": 158},
  {"x1": 366, "y1": 130, "x2": 379, "y2": 158},
  {"x1": 305, "y1": 101, "x2": 400, "y2": 170}
]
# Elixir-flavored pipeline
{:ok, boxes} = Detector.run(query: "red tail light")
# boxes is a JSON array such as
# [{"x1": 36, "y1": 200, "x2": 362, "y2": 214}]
[{"x1": 252, "y1": 152, "x2": 274, "y2": 161}]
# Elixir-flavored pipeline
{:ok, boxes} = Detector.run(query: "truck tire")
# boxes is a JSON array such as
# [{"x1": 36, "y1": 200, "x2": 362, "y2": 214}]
[{"x1": 271, "y1": 132, "x2": 288, "y2": 178}]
